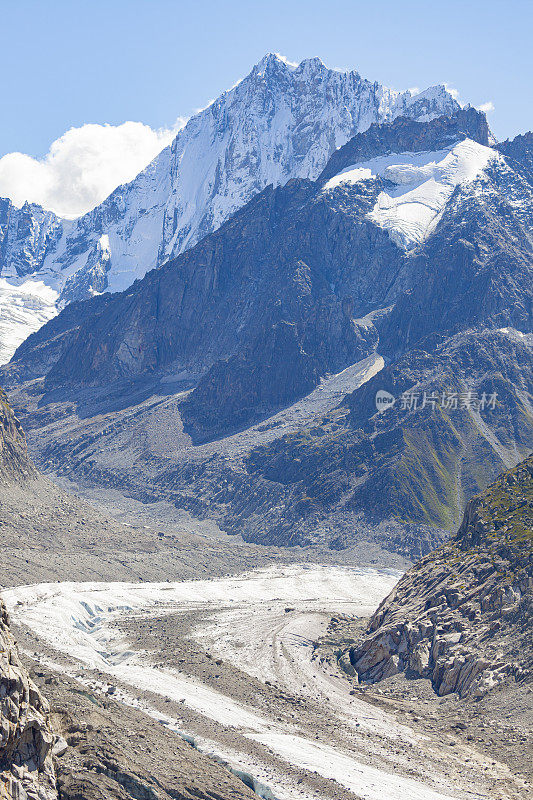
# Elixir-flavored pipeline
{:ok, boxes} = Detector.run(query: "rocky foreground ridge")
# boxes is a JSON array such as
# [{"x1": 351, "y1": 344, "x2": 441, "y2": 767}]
[
  {"x1": 349, "y1": 454, "x2": 533, "y2": 698},
  {"x1": 0, "y1": 601, "x2": 57, "y2": 800}
]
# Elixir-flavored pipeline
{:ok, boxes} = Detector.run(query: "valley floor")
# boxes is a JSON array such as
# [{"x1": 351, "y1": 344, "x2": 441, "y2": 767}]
[{"x1": 5, "y1": 565, "x2": 528, "y2": 800}]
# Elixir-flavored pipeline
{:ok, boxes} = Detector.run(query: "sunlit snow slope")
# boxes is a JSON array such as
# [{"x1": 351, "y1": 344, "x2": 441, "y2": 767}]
[
  {"x1": 324, "y1": 139, "x2": 501, "y2": 248},
  {"x1": 0, "y1": 279, "x2": 58, "y2": 363}
]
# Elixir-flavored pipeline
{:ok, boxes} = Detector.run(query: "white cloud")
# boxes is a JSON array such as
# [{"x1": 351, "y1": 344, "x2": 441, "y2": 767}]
[
  {"x1": 0, "y1": 119, "x2": 186, "y2": 219},
  {"x1": 444, "y1": 83, "x2": 460, "y2": 102},
  {"x1": 476, "y1": 101, "x2": 495, "y2": 113}
]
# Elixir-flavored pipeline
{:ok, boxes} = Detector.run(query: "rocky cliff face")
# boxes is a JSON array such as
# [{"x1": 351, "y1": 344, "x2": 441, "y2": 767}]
[
  {"x1": 0, "y1": 388, "x2": 36, "y2": 484},
  {"x1": 0, "y1": 201, "x2": 62, "y2": 280},
  {"x1": 496, "y1": 130, "x2": 533, "y2": 185},
  {"x1": 0, "y1": 602, "x2": 57, "y2": 800},
  {"x1": 319, "y1": 107, "x2": 490, "y2": 181},
  {"x1": 7, "y1": 110, "x2": 495, "y2": 394},
  {"x1": 349, "y1": 454, "x2": 533, "y2": 698}
]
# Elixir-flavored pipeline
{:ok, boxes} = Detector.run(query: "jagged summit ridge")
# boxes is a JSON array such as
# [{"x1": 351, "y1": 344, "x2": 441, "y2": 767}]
[{"x1": 0, "y1": 54, "x2": 460, "y2": 362}]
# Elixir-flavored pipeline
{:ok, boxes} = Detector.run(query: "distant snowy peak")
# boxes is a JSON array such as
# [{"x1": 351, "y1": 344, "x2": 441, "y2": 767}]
[
  {"x1": 158, "y1": 53, "x2": 461, "y2": 259},
  {"x1": 0, "y1": 198, "x2": 63, "y2": 279},
  {"x1": 0, "y1": 53, "x2": 463, "y2": 363},
  {"x1": 2, "y1": 53, "x2": 462, "y2": 280},
  {"x1": 324, "y1": 139, "x2": 501, "y2": 248}
]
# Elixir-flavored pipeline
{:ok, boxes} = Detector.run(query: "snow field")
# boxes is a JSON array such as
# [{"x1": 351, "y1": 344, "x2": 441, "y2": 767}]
[{"x1": 324, "y1": 139, "x2": 500, "y2": 248}]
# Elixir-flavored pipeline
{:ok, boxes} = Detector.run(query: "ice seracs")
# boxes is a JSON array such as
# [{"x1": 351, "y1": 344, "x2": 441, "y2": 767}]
[
  {"x1": 325, "y1": 139, "x2": 501, "y2": 248},
  {"x1": 0, "y1": 278, "x2": 58, "y2": 363}
]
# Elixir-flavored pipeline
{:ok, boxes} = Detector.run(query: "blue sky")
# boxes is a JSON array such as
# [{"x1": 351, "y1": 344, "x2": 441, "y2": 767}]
[{"x1": 2, "y1": 0, "x2": 531, "y2": 159}]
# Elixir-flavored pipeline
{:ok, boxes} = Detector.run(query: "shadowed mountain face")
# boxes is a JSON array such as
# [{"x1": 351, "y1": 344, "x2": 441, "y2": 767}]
[
  {"x1": 8, "y1": 109, "x2": 493, "y2": 395},
  {"x1": 2, "y1": 108, "x2": 532, "y2": 555},
  {"x1": 0, "y1": 387, "x2": 36, "y2": 484},
  {"x1": 246, "y1": 329, "x2": 533, "y2": 536}
]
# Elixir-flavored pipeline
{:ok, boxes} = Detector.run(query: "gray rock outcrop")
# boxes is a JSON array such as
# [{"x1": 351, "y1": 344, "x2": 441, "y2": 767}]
[
  {"x1": 349, "y1": 454, "x2": 533, "y2": 698},
  {"x1": 0, "y1": 389, "x2": 36, "y2": 485},
  {"x1": 0, "y1": 391, "x2": 57, "y2": 799}
]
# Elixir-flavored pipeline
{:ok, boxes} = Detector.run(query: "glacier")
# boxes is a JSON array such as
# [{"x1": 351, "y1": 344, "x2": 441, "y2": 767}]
[
  {"x1": 0, "y1": 53, "x2": 461, "y2": 363},
  {"x1": 0, "y1": 278, "x2": 58, "y2": 364}
]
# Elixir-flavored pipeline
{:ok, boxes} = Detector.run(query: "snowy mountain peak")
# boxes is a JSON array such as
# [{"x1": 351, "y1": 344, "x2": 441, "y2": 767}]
[
  {"x1": 414, "y1": 84, "x2": 458, "y2": 103},
  {"x1": 254, "y1": 52, "x2": 297, "y2": 75},
  {"x1": 253, "y1": 53, "x2": 330, "y2": 76},
  {"x1": 295, "y1": 56, "x2": 328, "y2": 73},
  {"x1": 0, "y1": 55, "x2": 464, "y2": 363}
]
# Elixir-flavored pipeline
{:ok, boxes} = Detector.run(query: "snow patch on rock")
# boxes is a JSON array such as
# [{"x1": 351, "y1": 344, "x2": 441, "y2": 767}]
[{"x1": 325, "y1": 139, "x2": 500, "y2": 249}]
